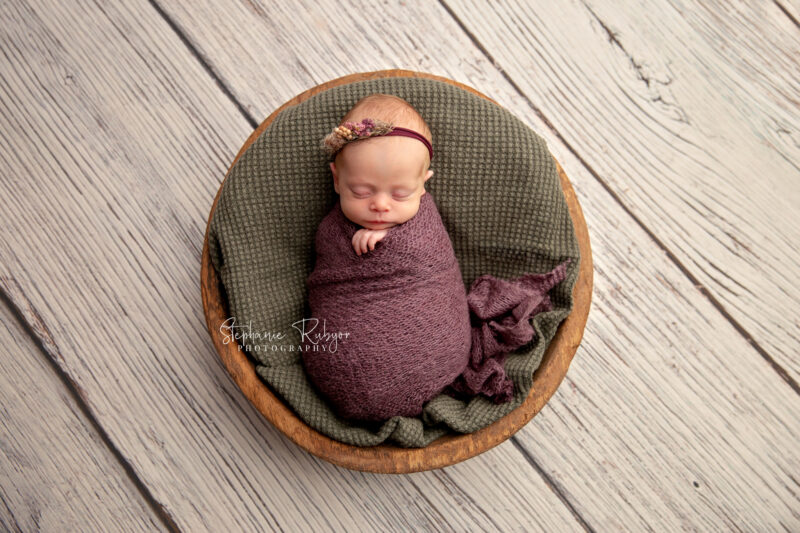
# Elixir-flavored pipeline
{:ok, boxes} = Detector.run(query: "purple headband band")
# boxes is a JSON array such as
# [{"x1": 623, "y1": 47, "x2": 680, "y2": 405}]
[
  {"x1": 380, "y1": 127, "x2": 434, "y2": 162},
  {"x1": 322, "y1": 118, "x2": 433, "y2": 161}
]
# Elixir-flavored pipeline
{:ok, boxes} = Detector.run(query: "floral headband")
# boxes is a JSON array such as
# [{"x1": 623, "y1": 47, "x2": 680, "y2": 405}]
[{"x1": 321, "y1": 118, "x2": 433, "y2": 161}]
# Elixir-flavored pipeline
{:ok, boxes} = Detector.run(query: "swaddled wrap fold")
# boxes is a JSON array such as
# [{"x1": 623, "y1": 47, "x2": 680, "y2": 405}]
[{"x1": 302, "y1": 192, "x2": 570, "y2": 422}]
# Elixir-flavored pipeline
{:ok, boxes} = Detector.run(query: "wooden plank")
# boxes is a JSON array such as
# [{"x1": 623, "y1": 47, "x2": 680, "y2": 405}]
[
  {"x1": 154, "y1": 0, "x2": 800, "y2": 528},
  {"x1": 443, "y1": 0, "x2": 800, "y2": 384},
  {"x1": 0, "y1": 290, "x2": 166, "y2": 532},
  {"x1": 0, "y1": 0, "x2": 583, "y2": 530}
]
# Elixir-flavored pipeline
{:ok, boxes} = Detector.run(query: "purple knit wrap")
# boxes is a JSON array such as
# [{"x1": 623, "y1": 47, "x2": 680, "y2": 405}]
[{"x1": 302, "y1": 192, "x2": 570, "y2": 422}]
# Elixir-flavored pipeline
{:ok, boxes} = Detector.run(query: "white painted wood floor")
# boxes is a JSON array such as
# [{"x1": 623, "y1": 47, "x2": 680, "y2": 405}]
[{"x1": 1, "y1": 1, "x2": 798, "y2": 531}]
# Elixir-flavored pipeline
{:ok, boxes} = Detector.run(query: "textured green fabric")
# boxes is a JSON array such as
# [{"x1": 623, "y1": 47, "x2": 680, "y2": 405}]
[{"x1": 208, "y1": 77, "x2": 581, "y2": 448}]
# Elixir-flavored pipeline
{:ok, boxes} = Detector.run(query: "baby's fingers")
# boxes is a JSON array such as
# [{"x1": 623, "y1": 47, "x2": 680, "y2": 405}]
[
  {"x1": 352, "y1": 230, "x2": 365, "y2": 255},
  {"x1": 360, "y1": 234, "x2": 371, "y2": 254},
  {"x1": 354, "y1": 231, "x2": 371, "y2": 255},
  {"x1": 367, "y1": 233, "x2": 382, "y2": 251},
  {"x1": 352, "y1": 229, "x2": 385, "y2": 255}
]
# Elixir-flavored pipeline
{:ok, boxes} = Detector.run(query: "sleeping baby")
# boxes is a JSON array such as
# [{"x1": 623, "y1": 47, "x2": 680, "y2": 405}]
[
  {"x1": 302, "y1": 94, "x2": 569, "y2": 423},
  {"x1": 326, "y1": 97, "x2": 434, "y2": 255}
]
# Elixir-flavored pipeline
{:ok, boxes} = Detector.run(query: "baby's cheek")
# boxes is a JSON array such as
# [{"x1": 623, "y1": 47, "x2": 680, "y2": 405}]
[{"x1": 342, "y1": 199, "x2": 363, "y2": 218}]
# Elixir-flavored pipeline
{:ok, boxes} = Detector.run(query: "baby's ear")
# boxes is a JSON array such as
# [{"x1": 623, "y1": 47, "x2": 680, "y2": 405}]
[
  {"x1": 424, "y1": 169, "x2": 433, "y2": 182},
  {"x1": 330, "y1": 162, "x2": 339, "y2": 193}
]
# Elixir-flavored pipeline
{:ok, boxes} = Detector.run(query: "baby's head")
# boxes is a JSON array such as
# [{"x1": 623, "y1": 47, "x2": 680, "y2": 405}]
[{"x1": 323, "y1": 94, "x2": 433, "y2": 230}]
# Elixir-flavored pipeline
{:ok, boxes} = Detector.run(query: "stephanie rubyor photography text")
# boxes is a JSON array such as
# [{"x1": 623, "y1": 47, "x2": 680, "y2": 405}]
[{"x1": 219, "y1": 317, "x2": 350, "y2": 354}]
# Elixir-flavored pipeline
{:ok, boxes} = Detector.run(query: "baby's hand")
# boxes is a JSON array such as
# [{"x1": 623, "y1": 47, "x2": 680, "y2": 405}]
[{"x1": 352, "y1": 228, "x2": 389, "y2": 256}]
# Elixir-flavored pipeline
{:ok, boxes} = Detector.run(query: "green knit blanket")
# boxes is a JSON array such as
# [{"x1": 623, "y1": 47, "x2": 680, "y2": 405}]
[{"x1": 208, "y1": 76, "x2": 581, "y2": 448}]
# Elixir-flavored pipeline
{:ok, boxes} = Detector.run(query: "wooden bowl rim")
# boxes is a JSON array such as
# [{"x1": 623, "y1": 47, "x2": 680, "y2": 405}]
[{"x1": 200, "y1": 69, "x2": 593, "y2": 474}]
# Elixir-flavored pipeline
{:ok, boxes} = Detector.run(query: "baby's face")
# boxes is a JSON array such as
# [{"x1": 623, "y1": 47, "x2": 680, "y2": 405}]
[{"x1": 331, "y1": 135, "x2": 433, "y2": 230}]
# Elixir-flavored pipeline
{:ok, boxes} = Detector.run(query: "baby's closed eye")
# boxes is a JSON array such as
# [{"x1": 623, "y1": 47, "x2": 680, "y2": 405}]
[{"x1": 351, "y1": 187, "x2": 371, "y2": 198}]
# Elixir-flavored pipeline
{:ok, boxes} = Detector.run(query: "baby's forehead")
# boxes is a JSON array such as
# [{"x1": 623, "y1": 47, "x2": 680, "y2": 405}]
[
  {"x1": 344, "y1": 136, "x2": 427, "y2": 164},
  {"x1": 340, "y1": 161, "x2": 424, "y2": 187}
]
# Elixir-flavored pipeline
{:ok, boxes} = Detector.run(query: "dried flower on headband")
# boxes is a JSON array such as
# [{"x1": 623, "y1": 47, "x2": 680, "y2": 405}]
[{"x1": 321, "y1": 118, "x2": 394, "y2": 158}]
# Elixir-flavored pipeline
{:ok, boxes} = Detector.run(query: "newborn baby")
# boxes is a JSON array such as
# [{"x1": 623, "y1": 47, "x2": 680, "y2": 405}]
[
  {"x1": 302, "y1": 94, "x2": 475, "y2": 422},
  {"x1": 328, "y1": 106, "x2": 434, "y2": 255},
  {"x1": 302, "y1": 93, "x2": 569, "y2": 423}
]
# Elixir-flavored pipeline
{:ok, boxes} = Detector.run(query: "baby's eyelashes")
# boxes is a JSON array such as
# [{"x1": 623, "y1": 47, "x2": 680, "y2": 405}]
[
  {"x1": 349, "y1": 190, "x2": 413, "y2": 200},
  {"x1": 350, "y1": 188, "x2": 372, "y2": 196}
]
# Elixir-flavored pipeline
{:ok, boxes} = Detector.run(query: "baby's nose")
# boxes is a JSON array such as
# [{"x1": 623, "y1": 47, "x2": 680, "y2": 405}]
[{"x1": 370, "y1": 194, "x2": 391, "y2": 211}]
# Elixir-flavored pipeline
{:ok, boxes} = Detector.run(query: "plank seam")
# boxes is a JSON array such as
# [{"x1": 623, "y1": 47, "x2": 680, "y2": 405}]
[
  {"x1": 773, "y1": 0, "x2": 800, "y2": 28},
  {"x1": 146, "y1": 0, "x2": 258, "y2": 130},
  {"x1": 509, "y1": 438, "x2": 596, "y2": 533},
  {"x1": 0, "y1": 280, "x2": 182, "y2": 533}
]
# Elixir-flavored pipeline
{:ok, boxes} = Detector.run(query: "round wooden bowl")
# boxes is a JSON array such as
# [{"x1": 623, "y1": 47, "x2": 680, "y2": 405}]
[{"x1": 201, "y1": 69, "x2": 593, "y2": 474}]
